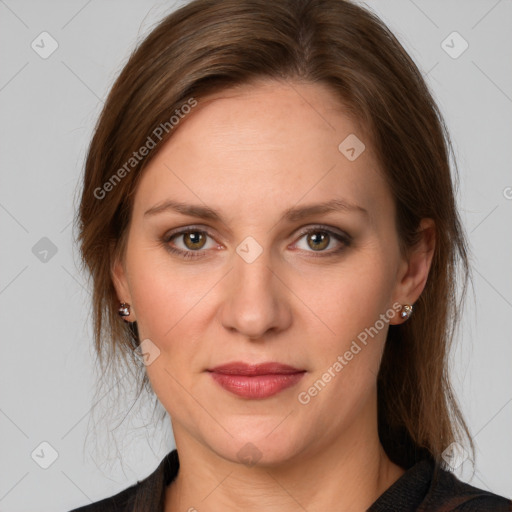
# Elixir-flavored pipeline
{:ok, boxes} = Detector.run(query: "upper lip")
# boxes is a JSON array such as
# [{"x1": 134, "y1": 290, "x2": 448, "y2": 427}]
[{"x1": 207, "y1": 362, "x2": 305, "y2": 375}]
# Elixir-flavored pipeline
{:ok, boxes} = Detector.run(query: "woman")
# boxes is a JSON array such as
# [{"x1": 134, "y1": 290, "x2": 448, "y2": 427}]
[{"x1": 69, "y1": 0, "x2": 511, "y2": 510}]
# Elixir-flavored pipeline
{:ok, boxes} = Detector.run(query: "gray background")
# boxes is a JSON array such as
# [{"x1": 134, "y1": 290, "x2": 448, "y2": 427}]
[{"x1": 0, "y1": 0, "x2": 511, "y2": 510}]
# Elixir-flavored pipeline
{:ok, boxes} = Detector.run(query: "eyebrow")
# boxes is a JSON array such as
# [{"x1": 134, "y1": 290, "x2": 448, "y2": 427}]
[{"x1": 144, "y1": 198, "x2": 368, "y2": 223}]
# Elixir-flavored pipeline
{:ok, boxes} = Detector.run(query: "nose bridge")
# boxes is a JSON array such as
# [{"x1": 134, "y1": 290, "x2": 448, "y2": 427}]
[
  {"x1": 234, "y1": 244, "x2": 273, "y2": 296},
  {"x1": 219, "y1": 241, "x2": 291, "y2": 339}
]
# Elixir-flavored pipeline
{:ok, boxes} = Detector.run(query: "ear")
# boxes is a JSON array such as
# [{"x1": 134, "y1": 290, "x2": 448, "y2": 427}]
[
  {"x1": 111, "y1": 246, "x2": 135, "y2": 321},
  {"x1": 389, "y1": 218, "x2": 436, "y2": 325}
]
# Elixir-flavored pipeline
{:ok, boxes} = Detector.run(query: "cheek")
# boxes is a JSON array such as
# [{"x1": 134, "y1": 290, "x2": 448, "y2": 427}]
[
  {"x1": 290, "y1": 254, "x2": 396, "y2": 422},
  {"x1": 127, "y1": 245, "x2": 215, "y2": 339},
  {"x1": 127, "y1": 256, "x2": 212, "y2": 419},
  {"x1": 294, "y1": 257, "x2": 395, "y2": 353},
  {"x1": 293, "y1": 264, "x2": 394, "y2": 427}
]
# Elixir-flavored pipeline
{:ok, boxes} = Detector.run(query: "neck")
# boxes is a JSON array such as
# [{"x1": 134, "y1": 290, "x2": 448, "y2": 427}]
[{"x1": 165, "y1": 393, "x2": 405, "y2": 511}]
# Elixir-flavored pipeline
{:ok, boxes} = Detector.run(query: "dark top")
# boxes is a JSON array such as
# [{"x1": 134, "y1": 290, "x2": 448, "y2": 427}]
[{"x1": 69, "y1": 449, "x2": 511, "y2": 511}]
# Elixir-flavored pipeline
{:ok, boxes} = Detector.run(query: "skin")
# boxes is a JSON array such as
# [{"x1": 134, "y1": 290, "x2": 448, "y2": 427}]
[{"x1": 112, "y1": 79, "x2": 436, "y2": 511}]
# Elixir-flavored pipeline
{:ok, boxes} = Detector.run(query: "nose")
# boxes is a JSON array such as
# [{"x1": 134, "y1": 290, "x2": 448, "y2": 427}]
[{"x1": 219, "y1": 249, "x2": 292, "y2": 341}]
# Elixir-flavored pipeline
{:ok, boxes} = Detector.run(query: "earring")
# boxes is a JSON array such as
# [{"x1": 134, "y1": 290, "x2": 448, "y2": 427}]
[
  {"x1": 400, "y1": 304, "x2": 413, "y2": 321},
  {"x1": 118, "y1": 302, "x2": 131, "y2": 321}
]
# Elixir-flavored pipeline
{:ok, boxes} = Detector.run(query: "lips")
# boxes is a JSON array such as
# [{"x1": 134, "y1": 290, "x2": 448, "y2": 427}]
[
  {"x1": 208, "y1": 361, "x2": 304, "y2": 375},
  {"x1": 207, "y1": 361, "x2": 306, "y2": 399}
]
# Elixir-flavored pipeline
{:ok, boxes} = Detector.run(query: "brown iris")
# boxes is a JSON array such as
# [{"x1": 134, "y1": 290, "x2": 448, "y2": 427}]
[
  {"x1": 183, "y1": 231, "x2": 207, "y2": 250},
  {"x1": 307, "y1": 231, "x2": 329, "y2": 251}
]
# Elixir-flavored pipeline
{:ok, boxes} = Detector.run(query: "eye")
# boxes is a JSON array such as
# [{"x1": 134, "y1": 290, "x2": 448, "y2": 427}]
[
  {"x1": 293, "y1": 226, "x2": 351, "y2": 256},
  {"x1": 163, "y1": 228, "x2": 218, "y2": 260}
]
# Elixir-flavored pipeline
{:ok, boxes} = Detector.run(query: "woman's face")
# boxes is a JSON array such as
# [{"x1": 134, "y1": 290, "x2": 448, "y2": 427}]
[{"x1": 112, "y1": 80, "x2": 422, "y2": 465}]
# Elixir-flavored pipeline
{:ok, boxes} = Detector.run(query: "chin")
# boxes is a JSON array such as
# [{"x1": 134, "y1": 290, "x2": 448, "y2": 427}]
[{"x1": 205, "y1": 423, "x2": 306, "y2": 469}]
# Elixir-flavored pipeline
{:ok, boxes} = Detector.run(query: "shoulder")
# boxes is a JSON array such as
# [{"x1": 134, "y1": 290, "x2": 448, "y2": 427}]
[
  {"x1": 67, "y1": 449, "x2": 178, "y2": 512},
  {"x1": 369, "y1": 458, "x2": 511, "y2": 512},
  {"x1": 67, "y1": 482, "x2": 138, "y2": 511},
  {"x1": 420, "y1": 464, "x2": 512, "y2": 511}
]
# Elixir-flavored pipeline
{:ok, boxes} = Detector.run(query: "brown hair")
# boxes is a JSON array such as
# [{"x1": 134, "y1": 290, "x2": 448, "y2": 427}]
[{"x1": 75, "y1": 0, "x2": 475, "y2": 505}]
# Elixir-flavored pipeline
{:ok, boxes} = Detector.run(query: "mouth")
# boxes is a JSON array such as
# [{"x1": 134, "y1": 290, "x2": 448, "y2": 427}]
[{"x1": 206, "y1": 361, "x2": 306, "y2": 399}]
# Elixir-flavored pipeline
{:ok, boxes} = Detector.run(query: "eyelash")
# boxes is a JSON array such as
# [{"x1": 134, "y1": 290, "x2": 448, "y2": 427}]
[{"x1": 161, "y1": 225, "x2": 351, "y2": 260}]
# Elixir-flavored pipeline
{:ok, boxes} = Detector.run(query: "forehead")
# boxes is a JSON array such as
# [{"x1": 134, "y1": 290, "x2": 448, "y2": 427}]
[{"x1": 132, "y1": 80, "x2": 393, "y2": 227}]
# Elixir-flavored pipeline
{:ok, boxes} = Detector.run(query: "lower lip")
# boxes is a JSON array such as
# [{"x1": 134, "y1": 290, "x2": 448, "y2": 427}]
[{"x1": 209, "y1": 372, "x2": 305, "y2": 399}]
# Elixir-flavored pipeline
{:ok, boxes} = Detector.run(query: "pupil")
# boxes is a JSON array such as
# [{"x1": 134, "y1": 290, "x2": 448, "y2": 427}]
[
  {"x1": 187, "y1": 232, "x2": 204, "y2": 248},
  {"x1": 309, "y1": 232, "x2": 328, "y2": 250}
]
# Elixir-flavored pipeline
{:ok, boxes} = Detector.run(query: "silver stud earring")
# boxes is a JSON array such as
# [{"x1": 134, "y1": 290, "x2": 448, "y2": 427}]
[
  {"x1": 400, "y1": 304, "x2": 413, "y2": 321},
  {"x1": 118, "y1": 302, "x2": 131, "y2": 320}
]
